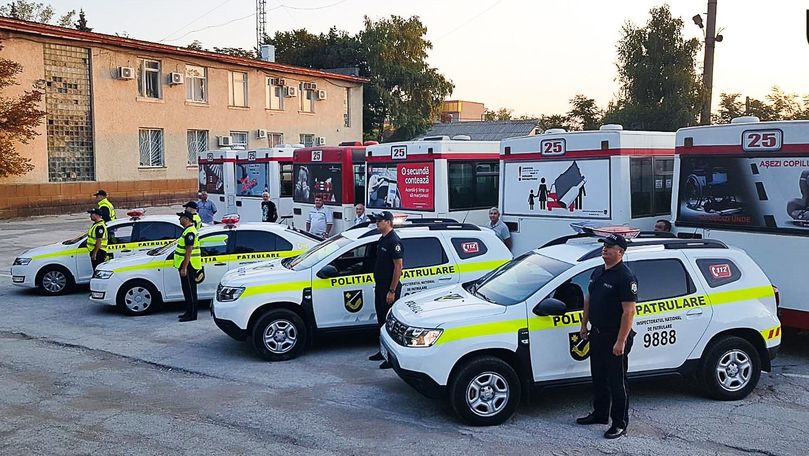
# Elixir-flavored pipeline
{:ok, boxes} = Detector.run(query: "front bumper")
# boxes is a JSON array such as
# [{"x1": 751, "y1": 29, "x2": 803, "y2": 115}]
[
  {"x1": 211, "y1": 299, "x2": 248, "y2": 341},
  {"x1": 10, "y1": 265, "x2": 35, "y2": 288},
  {"x1": 89, "y1": 278, "x2": 117, "y2": 306},
  {"x1": 381, "y1": 329, "x2": 446, "y2": 399}
]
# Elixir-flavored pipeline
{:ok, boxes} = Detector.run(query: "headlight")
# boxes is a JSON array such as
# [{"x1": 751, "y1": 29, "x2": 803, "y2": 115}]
[
  {"x1": 217, "y1": 285, "x2": 245, "y2": 302},
  {"x1": 92, "y1": 270, "x2": 114, "y2": 279},
  {"x1": 13, "y1": 258, "x2": 32, "y2": 266},
  {"x1": 403, "y1": 327, "x2": 443, "y2": 347}
]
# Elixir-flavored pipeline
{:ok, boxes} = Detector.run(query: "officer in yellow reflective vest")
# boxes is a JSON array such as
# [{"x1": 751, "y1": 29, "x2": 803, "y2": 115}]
[
  {"x1": 86, "y1": 208, "x2": 108, "y2": 270},
  {"x1": 183, "y1": 201, "x2": 203, "y2": 230},
  {"x1": 175, "y1": 211, "x2": 202, "y2": 322},
  {"x1": 94, "y1": 190, "x2": 116, "y2": 222}
]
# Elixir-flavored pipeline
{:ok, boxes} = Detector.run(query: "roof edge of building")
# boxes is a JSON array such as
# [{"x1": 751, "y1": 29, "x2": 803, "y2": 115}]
[{"x1": 0, "y1": 16, "x2": 369, "y2": 84}]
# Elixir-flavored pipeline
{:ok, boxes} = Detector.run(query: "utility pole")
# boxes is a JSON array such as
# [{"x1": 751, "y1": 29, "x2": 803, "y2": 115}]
[
  {"x1": 256, "y1": 0, "x2": 267, "y2": 51},
  {"x1": 700, "y1": 0, "x2": 718, "y2": 125}
]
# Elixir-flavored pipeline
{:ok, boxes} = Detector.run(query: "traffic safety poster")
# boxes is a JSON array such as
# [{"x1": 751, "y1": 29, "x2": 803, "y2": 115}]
[
  {"x1": 677, "y1": 155, "x2": 809, "y2": 233},
  {"x1": 502, "y1": 159, "x2": 610, "y2": 218},
  {"x1": 367, "y1": 162, "x2": 434, "y2": 211}
]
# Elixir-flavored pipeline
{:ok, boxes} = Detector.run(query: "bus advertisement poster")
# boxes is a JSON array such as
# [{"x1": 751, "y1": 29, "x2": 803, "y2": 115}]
[
  {"x1": 199, "y1": 163, "x2": 224, "y2": 194},
  {"x1": 235, "y1": 162, "x2": 267, "y2": 197},
  {"x1": 367, "y1": 162, "x2": 435, "y2": 211},
  {"x1": 293, "y1": 163, "x2": 343, "y2": 205}
]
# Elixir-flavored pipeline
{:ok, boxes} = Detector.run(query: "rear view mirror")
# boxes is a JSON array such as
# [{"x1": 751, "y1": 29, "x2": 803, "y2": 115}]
[
  {"x1": 317, "y1": 264, "x2": 339, "y2": 279},
  {"x1": 533, "y1": 297, "x2": 567, "y2": 316}
]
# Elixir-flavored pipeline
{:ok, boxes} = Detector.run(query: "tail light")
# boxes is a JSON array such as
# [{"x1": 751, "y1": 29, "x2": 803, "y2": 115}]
[{"x1": 773, "y1": 285, "x2": 780, "y2": 308}]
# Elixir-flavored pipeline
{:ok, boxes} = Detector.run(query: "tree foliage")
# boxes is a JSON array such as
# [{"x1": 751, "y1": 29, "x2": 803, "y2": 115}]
[
  {"x1": 212, "y1": 47, "x2": 257, "y2": 59},
  {"x1": 0, "y1": 1, "x2": 75, "y2": 27},
  {"x1": 603, "y1": 5, "x2": 702, "y2": 131},
  {"x1": 483, "y1": 108, "x2": 513, "y2": 121},
  {"x1": 0, "y1": 40, "x2": 45, "y2": 177},
  {"x1": 74, "y1": 8, "x2": 90, "y2": 32},
  {"x1": 266, "y1": 15, "x2": 453, "y2": 141},
  {"x1": 567, "y1": 94, "x2": 603, "y2": 130},
  {"x1": 715, "y1": 87, "x2": 809, "y2": 123}
]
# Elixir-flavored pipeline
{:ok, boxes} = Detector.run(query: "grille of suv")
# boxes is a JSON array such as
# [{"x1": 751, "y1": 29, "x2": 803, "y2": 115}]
[{"x1": 386, "y1": 313, "x2": 408, "y2": 346}]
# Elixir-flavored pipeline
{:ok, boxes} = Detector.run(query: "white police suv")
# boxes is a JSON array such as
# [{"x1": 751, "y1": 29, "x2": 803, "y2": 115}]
[
  {"x1": 11, "y1": 211, "x2": 183, "y2": 295},
  {"x1": 90, "y1": 218, "x2": 319, "y2": 315},
  {"x1": 381, "y1": 231, "x2": 782, "y2": 425},
  {"x1": 211, "y1": 220, "x2": 513, "y2": 361}
]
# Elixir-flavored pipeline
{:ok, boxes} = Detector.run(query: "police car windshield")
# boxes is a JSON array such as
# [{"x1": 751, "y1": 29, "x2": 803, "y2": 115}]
[
  {"x1": 469, "y1": 252, "x2": 572, "y2": 306},
  {"x1": 149, "y1": 240, "x2": 177, "y2": 256},
  {"x1": 62, "y1": 233, "x2": 86, "y2": 244},
  {"x1": 286, "y1": 236, "x2": 354, "y2": 271}
]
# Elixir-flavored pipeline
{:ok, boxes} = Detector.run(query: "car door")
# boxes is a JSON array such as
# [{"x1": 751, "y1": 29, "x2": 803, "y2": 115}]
[
  {"x1": 399, "y1": 236, "x2": 457, "y2": 297},
  {"x1": 310, "y1": 240, "x2": 378, "y2": 329},
  {"x1": 134, "y1": 221, "x2": 184, "y2": 255},
  {"x1": 160, "y1": 230, "x2": 231, "y2": 301},
  {"x1": 529, "y1": 261, "x2": 601, "y2": 382},
  {"x1": 625, "y1": 254, "x2": 710, "y2": 372},
  {"x1": 106, "y1": 223, "x2": 135, "y2": 258},
  {"x1": 231, "y1": 230, "x2": 296, "y2": 268}
]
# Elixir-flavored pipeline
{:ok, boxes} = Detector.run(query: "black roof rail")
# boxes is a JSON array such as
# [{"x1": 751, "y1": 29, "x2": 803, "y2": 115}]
[
  {"x1": 576, "y1": 238, "x2": 729, "y2": 262},
  {"x1": 637, "y1": 231, "x2": 676, "y2": 238},
  {"x1": 358, "y1": 222, "x2": 482, "y2": 238},
  {"x1": 541, "y1": 232, "x2": 591, "y2": 248},
  {"x1": 406, "y1": 218, "x2": 460, "y2": 224}
]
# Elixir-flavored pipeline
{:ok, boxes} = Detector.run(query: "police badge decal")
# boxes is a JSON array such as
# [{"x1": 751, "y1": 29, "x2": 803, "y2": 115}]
[
  {"x1": 343, "y1": 289, "x2": 363, "y2": 313},
  {"x1": 568, "y1": 332, "x2": 591, "y2": 361}
]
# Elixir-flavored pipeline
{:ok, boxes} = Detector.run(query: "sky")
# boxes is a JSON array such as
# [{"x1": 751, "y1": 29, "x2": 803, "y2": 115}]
[{"x1": 46, "y1": 0, "x2": 809, "y2": 117}]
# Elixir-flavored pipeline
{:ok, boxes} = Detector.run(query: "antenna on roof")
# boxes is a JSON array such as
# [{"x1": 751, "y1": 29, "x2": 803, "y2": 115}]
[{"x1": 256, "y1": 0, "x2": 266, "y2": 51}]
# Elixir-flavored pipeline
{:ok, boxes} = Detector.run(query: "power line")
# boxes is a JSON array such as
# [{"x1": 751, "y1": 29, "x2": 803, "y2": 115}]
[
  {"x1": 434, "y1": 0, "x2": 503, "y2": 41},
  {"x1": 269, "y1": 0, "x2": 351, "y2": 12},
  {"x1": 164, "y1": 12, "x2": 257, "y2": 43},
  {"x1": 158, "y1": 0, "x2": 236, "y2": 43}
]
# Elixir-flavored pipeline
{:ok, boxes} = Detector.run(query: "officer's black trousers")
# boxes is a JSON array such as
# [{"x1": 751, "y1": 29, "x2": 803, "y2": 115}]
[
  {"x1": 90, "y1": 251, "x2": 107, "y2": 270},
  {"x1": 179, "y1": 265, "x2": 198, "y2": 318},
  {"x1": 374, "y1": 282, "x2": 402, "y2": 327},
  {"x1": 589, "y1": 330, "x2": 633, "y2": 429}
]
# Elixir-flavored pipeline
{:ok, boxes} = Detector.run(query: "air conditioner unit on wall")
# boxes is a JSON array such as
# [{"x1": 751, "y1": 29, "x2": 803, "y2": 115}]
[
  {"x1": 302, "y1": 82, "x2": 317, "y2": 91},
  {"x1": 169, "y1": 72, "x2": 184, "y2": 85},
  {"x1": 218, "y1": 136, "x2": 234, "y2": 147},
  {"x1": 256, "y1": 129, "x2": 268, "y2": 139},
  {"x1": 316, "y1": 136, "x2": 326, "y2": 146},
  {"x1": 317, "y1": 90, "x2": 327, "y2": 101},
  {"x1": 269, "y1": 77, "x2": 286, "y2": 86},
  {"x1": 285, "y1": 86, "x2": 298, "y2": 97},
  {"x1": 117, "y1": 67, "x2": 134, "y2": 80}
]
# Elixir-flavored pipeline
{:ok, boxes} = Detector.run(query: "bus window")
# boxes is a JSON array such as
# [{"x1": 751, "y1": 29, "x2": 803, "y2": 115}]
[
  {"x1": 280, "y1": 163, "x2": 293, "y2": 197},
  {"x1": 631, "y1": 157, "x2": 672, "y2": 217},
  {"x1": 353, "y1": 164, "x2": 366, "y2": 205},
  {"x1": 448, "y1": 161, "x2": 499, "y2": 210}
]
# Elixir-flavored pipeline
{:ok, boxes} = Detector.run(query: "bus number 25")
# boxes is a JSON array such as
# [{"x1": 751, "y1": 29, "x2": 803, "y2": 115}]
[{"x1": 541, "y1": 139, "x2": 565, "y2": 156}]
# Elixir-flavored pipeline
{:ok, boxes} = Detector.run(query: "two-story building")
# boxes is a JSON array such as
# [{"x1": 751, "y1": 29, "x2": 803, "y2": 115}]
[{"x1": 0, "y1": 17, "x2": 365, "y2": 218}]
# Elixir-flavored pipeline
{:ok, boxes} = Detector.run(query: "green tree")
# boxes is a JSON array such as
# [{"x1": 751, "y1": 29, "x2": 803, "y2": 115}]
[
  {"x1": 0, "y1": 40, "x2": 45, "y2": 177},
  {"x1": 212, "y1": 47, "x2": 257, "y2": 59},
  {"x1": 483, "y1": 107, "x2": 513, "y2": 121},
  {"x1": 538, "y1": 114, "x2": 572, "y2": 131},
  {"x1": 74, "y1": 8, "x2": 91, "y2": 32},
  {"x1": 566, "y1": 94, "x2": 603, "y2": 130},
  {"x1": 603, "y1": 5, "x2": 702, "y2": 130},
  {"x1": 0, "y1": 1, "x2": 75, "y2": 27},
  {"x1": 186, "y1": 40, "x2": 205, "y2": 51}
]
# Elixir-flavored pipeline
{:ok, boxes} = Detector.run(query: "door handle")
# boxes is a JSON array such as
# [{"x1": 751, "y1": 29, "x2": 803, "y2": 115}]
[
  {"x1": 438, "y1": 276, "x2": 453, "y2": 281},
  {"x1": 120, "y1": 249, "x2": 132, "y2": 253},
  {"x1": 214, "y1": 262, "x2": 227, "y2": 266},
  {"x1": 686, "y1": 309, "x2": 703, "y2": 317}
]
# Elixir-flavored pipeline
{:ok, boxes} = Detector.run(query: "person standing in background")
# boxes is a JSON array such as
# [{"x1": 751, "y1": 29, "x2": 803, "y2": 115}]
[
  {"x1": 487, "y1": 207, "x2": 512, "y2": 250},
  {"x1": 306, "y1": 196, "x2": 332, "y2": 237},
  {"x1": 183, "y1": 201, "x2": 203, "y2": 230},
  {"x1": 196, "y1": 191, "x2": 217, "y2": 224},
  {"x1": 94, "y1": 190, "x2": 116, "y2": 223},
  {"x1": 353, "y1": 203, "x2": 369, "y2": 226},
  {"x1": 261, "y1": 192, "x2": 278, "y2": 222}
]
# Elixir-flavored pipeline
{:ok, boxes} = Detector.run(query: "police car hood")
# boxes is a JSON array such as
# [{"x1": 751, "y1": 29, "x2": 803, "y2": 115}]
[
  {"x1": 101, "y1": 251, "x2": 169, "y2": 271},
  {"x1": 392, "y1": 284, "x2": 506, "y2": 328},
  {"x1": 19, "y1": 238, "x2": 85, "y2": 258},
  {"x1": 220, "y1": 258, "x2": 301, "y2": 287}
]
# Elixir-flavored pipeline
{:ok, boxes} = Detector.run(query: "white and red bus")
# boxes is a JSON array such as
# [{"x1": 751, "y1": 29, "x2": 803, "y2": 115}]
[
  {"x1": 673, "y1": 117, "x2": 809, "y2": 330},
  {"x1": 198, "y1": 146, "x2": 299, "y2": 222},
  {"x1": 500, "y1": 125, "x2": 675, "y2": 254},
  {"x1": 291, "y1": 141, "x2": 376, "y2": 235},
  {"x1": 364, "y1": 136, "x2": 500, "y2": 225}
]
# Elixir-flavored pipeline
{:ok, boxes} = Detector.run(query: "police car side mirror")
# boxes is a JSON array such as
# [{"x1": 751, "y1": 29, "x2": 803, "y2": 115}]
[
  {"x1": 317, "y1": 265, "x2": 339, "y2": 279},
  {"x1": 533, "y1": 297, "x2": 567, "y2": 317}
]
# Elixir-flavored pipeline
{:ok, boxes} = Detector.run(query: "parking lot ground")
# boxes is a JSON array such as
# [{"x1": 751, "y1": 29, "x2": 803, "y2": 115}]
[{"x1": 1, "y1": 211, "x2": 808, "y2": 455}]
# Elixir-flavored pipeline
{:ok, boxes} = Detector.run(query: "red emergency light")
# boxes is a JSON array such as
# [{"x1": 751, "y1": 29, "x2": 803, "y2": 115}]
[
  {"x1": 127, "y1": 208, "x2": 146, "y2": 219},
  {"x1": 221, "y1": 214, "x2": 240, "y2": 227}
]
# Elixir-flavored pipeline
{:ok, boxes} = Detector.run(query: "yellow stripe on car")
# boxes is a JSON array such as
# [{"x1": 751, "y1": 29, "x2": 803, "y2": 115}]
[
  {"x1": 111, "y1": 250, "x2": 303, "y2": 273},
  {"x1": 31, "y1": 248, "x2": 86, "y2": 260}
]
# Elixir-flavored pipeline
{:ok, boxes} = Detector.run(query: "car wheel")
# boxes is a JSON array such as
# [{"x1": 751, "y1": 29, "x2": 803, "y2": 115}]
[
  {"x1": 117, "y1": 280, "x2": 160, "y2": 316},
  {"x1": 250, "y1": 309, "x2": 308, "y2": 361},
  {"x1": 37, "y1": 266, "x2": 74, "y2": 296},
  {"x1": 700, "y1": 336, "x2": 761, "y2": 401},
  {"x1": 449, "y1": 356, "x2": 521, "y2": 426}
]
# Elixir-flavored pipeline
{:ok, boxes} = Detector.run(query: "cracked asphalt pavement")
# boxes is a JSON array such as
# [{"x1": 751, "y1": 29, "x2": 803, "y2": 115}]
[{"x1": 1, "y1": 210, "x2": 808, "y2": 455}]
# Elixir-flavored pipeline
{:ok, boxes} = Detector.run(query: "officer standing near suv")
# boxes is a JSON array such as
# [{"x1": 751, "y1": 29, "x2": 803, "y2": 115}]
[
  {"x1": 577, "y1": 233, "x2": 637, "y2": 439},
  {"x1": 86, "y1": 208, "x2": 108, "y2": 270},
  {"x1": 175, "y1": 211, "x2": 202, "y2": 322},
  {"x1": 367, "y1": 211, "x2": 403, "y2": 369}
]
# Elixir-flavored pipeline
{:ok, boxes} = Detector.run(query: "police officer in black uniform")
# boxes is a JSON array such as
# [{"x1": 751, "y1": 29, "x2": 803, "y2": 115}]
[
  {"x1": 367, "y1": 211, "x2": 403, "y2": 369},
  {"x1": 577, "y1": 233, "x2": 638, "y2": 439}
]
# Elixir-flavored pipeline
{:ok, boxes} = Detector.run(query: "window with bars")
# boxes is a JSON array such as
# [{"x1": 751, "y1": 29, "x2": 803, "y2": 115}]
[
  {"x1": 300, "y1": 134, "x2": 314, "y2": 148},
  {"x1": 230, "y1": 131, "x2": 248, "y2": 147},
  {"x1": 137, "y1": 59, "x2": 161, "y2": 99},
  {"x1": 139, "y1": 128, "x2": 164, "y2": 167},
  {"x1": 228, "y1": 71, "x2": 248, "y2": 107},
  {"x1": 187, "y1": 130, "x2": 208, "y2": 165},
  {"x1": 268, "y1": 132, "x2": 284, "y2": 147},
  {"x1": 185, "y1": 65, "x2": 207, "y2": 102}
]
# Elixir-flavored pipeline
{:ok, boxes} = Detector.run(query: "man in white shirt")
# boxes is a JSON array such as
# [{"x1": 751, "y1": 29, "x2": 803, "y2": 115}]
[
  {"x1": 353, "y1": 203, "x2": 370, "y2": 226},
  {"x1": 306, "y1": 196, "x2": 333, "y2": 238},
  {"x1": 487, "y1": 207, "x2": 512, "y2": 250}
]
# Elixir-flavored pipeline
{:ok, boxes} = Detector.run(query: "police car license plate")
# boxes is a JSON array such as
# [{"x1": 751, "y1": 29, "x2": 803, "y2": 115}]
[{"x1": 380, "y1": 342, "x2": 389, "y2": 362}]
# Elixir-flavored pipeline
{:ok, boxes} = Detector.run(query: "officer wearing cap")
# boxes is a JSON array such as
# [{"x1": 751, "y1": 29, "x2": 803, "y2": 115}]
[
  {"x1": 94, "y1": 190, "x2": 116, "y2": 222},
  {"x1": 183, "y1": 201, "x2": 203, "y2": 230},
  {"x1": 86, "y1": 208, "x2": 108, "y2": 270},
  {"x1": 175, "y1": 211, "x2": 202, "y2": 322},
  {"x1": 577, "y1": 233, "x2": 638, "y2": 439},
  {"x1": 367, "y1": 211, "x2": 403, "y2": 368}
]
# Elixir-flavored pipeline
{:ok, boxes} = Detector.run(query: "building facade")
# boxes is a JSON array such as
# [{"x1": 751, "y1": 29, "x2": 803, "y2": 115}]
[
  {"x1": 440, "y1": 100, "x2": 486, "y2": 122},
  {"x1": 0, "y1": 18, "x2": 365, "y2": 218}
]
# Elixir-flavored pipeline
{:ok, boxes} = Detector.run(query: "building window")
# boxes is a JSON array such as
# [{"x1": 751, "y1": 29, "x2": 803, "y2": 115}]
[
  {"x1": 187, "y1": 130, "x2": 208, "y2": 165},
  {"x1": 268, "y1": 132, "x2": 284, "y2": 147},
  {"x1": 228, "y1": 71, "x2": 248, "y2": 107},
  {"x1": 266, "y1": 78, "x2": 284, "y2": 110},
  {"x1": 630, "y1": 157, "x2": 674, "y2": 217},
  {"x1": 300, "y1": 134, "x2": 314, "y2": 148},
  {"x1": 448, "y1": 161, "x2": 500, "y2": 210},
  {"x1": 300, "y1": 85, "x2": 315, "y2": 113},
  {"x1": 230, "y1": 131, "x2": 248, "y2": 148},
  {"x1": 344, "y1": 87, "x2": 351, "y2": 127},
  {"x1": 137, "y1": 59, "x2": 161, "y2": 99},
  {"x1": 139, "y1": 128, "x2": 164, "y2": 167},
  {"x1": 185, "y1": 65, "x2": 207, "y2": 102}
]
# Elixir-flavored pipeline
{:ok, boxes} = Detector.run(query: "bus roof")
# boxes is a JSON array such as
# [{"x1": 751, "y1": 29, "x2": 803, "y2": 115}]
[
  {"x1": 501, "y1": 126, "x2": 674, "y2": 160},
  {"x1": 293, "y1": 146, "x2": 366, "y2": 164},
  {"x1": 365, "y1": 138, "x2": 499, "y2": 160},
  {"x1": 676, "y1": 118, "x2": 809, "y2": 155}
]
